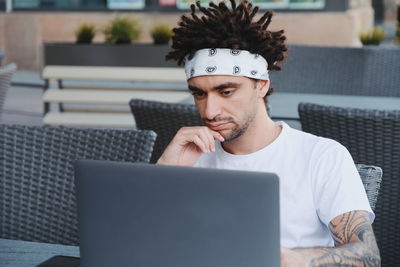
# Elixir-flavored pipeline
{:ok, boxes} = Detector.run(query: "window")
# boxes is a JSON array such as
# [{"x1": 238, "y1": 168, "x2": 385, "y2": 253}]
[
  {"x1": 107, "y1": 0, "x2": 145, "y2": 9},
  {"x1": 289, "y1": 0, "x2": 324, "y2": 9}
]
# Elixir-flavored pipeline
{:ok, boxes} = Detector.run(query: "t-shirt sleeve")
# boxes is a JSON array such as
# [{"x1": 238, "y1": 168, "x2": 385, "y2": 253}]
[{"x1": 311, "y1": 139, "x2": 374, "y2": 226}]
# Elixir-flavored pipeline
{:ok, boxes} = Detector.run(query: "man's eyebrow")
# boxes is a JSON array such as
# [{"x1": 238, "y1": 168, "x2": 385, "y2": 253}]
[
  {"x1": 213, "y1": 82, "x2": 241, "y2": 91},
  {"x1": 188, "y1": 82, "x2": 242, "y2": 92},
  {"x1": 188, "y1": 85, "x2": 203, "y2": 92}
]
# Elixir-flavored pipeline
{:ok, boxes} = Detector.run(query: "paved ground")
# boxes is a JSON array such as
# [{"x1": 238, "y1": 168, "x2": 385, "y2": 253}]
[
  {"x1": 1, "y1": 85, "x2": 43, "y2": 125},
  {"x1": 1, "y1": 70, "x2": 46, "y2": 125}
]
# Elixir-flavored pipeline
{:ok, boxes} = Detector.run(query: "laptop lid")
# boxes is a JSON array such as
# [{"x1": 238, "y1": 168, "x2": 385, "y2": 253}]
[{"x1": 75, "y1": 160, "x2": 280, "y2": 267}]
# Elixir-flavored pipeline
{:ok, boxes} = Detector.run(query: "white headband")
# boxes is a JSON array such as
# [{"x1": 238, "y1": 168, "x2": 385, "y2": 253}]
[{"x1": 184, "y1": 48, "x2": 269, "y2": 81}]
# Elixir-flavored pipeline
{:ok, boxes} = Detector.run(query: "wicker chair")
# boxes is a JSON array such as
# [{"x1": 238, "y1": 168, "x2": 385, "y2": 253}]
[
  {"x1": 298, "y1": 102, "x2": 400, "y2": 266},
  {"x1": 129, "y1": 98, "x2": 203, "y2": 163},
  {"x1": 355, "y1": 164, "x2": 382, "y2": 211},
  {"x1": 0, "y1": 63, "x2": 17, "y2": 116},
  {"x1": 0, "y1": 125, "x2": 156, "y2": 246}
]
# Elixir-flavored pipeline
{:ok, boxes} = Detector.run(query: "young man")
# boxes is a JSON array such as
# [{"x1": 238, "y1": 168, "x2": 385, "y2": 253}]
[{"x1": 158, "y1": 1, "x2": 380, "y2": 266}]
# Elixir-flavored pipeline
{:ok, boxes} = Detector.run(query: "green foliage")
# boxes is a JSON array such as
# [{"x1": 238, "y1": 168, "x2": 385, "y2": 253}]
[
  {"x1": 75, "y1": 23, "x2": 96, "y2": 44},
  {"x1": 359, "y1": 27, "x2": 387, "y2": 46},
  {"x1": 394, "y1": 22, "x2": 400, "y2": 45},
  {"x1": 150, "y1": 23, "x2": 173, "y2": 45},
  {"x1": 103, "y1": 15, "x2": 141, "y2": 44}
]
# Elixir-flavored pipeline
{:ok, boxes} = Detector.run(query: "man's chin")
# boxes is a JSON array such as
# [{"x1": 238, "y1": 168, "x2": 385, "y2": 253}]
[
  {"x1": 222, "y1": 127, "x2": 247, "y2": 142},
  {"x1": 219, "y1": 130, "x2": 236, "y2": 143},
  {"x1": 217, "y1": 129, "x2": 232, "y2": 141}
]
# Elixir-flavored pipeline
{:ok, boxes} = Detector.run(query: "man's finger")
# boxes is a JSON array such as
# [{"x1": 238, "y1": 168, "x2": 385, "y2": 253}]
[
  {"x1": 203, "y1": 128, "x2": 216, "y2": 152},
  {"x1": 197, "y1": 130, "x2": 214, "y2": 153},
  {"x1": 211, "y1": 130, "x2": 225, "y2": 142},
  {"x1": 192, "y1": 135, "x2": 209, "y2": 153}
]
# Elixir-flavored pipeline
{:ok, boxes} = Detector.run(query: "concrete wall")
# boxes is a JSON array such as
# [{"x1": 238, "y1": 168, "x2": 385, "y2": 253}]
[{"x1": 0, "y1": 5, "x2": 374, "y2": 70}]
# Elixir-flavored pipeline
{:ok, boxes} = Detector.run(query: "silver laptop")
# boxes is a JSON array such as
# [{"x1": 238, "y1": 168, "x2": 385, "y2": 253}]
[{"x1": 74, "y1": 160, "x2": 280, "y2": 267}]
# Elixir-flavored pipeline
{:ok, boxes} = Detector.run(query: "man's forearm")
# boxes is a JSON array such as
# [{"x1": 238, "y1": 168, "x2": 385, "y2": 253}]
[
  {"x1": 294, "y1": 210, "x2": 381, "y2": 267},
  {"x1": 294, "y1": 242, "x2": 381, "y2": 267}
]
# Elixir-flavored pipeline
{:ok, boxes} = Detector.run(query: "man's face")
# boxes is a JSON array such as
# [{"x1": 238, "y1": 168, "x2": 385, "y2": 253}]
[{"x1": 188, "y1": 75, "x2": 268, "y2": 142}]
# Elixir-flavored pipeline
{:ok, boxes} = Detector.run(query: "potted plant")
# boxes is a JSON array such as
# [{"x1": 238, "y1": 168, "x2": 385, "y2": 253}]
[
  {"x1": 103, "y1": 15, "x2": 141, "y2": 44},
  {"x1": 43, "y1": 17, "x2": 178, "y2": 68},
  {"x1": 75, "y1": 23, "x2": 96, "y2": 44},
  {"x1": 150, "y1": 22, "x2": 173, "y2": 45},
  {"x1": 359, "y1": 26, "x2": 386, "y2": 46}
]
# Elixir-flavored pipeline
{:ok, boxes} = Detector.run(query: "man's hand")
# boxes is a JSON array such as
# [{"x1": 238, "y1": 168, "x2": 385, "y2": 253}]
[{"x1": 157, "y1": 126, "x2": 224, "y2": 166}]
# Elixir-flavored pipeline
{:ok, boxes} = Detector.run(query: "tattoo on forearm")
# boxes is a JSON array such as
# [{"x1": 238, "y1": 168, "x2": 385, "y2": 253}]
[{"x1": 309, "y1": 210, "x2": 380, "y2": 267}]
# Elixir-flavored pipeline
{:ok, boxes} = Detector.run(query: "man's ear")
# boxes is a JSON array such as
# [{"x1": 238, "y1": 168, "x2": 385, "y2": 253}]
[{"x1": 257, "y1": 80, "x2": 270, "y2": 98}]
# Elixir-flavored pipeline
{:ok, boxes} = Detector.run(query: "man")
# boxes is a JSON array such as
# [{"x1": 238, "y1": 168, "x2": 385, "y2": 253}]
[{"x1": 158, "y1": 1, "x2": 381, "y2": 266}]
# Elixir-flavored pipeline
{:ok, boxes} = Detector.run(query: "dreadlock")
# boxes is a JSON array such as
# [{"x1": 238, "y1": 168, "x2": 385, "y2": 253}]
[{"x1": 166, "y1": 0, "x2": 287, "y2": 99}]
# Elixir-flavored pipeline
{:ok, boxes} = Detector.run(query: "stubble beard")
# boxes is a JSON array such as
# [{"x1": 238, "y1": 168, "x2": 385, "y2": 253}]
[
  {"x1": 205, "y1": 102, "x2": 258, "y2": 143},
  {"x1": 223, "y1": 108, "x2": 256, "y2": 142},
  {"x1": 225, "y1": 91, "x2": 259, "y2": 142}
]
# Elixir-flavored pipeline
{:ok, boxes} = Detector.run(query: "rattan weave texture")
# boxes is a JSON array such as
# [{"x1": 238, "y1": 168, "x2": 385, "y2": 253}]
[
  {"x1": 129, "y1": 99, "x2": 202, "y2": 163},
  {"x1": 0, "y1": 125, "x2": 156, "y2": 245},
  {"x1": 355, "y1": 164, "x2": 382, "y2": 211},
  {"x1": 298, "y1": 102, "x2": 400, "y2": 266},
  {"x1": 0, "y1": 63, "x2": 17, "y2": 115}
]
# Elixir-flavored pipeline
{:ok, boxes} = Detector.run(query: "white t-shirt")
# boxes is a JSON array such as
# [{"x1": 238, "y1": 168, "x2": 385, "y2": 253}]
[{"x1": 194, "y1": 121, "x2": 374, "y2": 248}]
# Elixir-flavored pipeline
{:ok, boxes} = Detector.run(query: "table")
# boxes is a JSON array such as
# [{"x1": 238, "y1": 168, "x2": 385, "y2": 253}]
[
  {"x1": 268, "y1": 92, "x2": 400, "y2": 119},
  {"x1": 0, "y1": 238, "x2": 79, "y2": 267},
  {"x1": 182, "y1": 92, "x2": 400, "y2": 130}
]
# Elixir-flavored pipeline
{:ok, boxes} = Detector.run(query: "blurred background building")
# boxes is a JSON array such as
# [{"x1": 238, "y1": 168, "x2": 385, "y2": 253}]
[{"x1": 0, "y1": 0, "x2": 398, "y2": 70}]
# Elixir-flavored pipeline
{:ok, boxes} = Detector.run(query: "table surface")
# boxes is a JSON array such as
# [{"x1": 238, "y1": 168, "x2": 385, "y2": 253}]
[
  {"x1": 0, "y1": 238, "x2": 79, "y2": 267},
  {"x1": 267, "y1": 92, "x2": 400, "y2": 120}
]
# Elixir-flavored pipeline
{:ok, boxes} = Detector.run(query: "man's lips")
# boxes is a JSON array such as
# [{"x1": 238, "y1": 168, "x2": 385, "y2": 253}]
[{"x1": 205, "y1": 122, "x2": 231, "y2": 131}]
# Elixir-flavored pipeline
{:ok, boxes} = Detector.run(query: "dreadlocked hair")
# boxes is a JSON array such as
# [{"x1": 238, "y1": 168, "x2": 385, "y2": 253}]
[{"x1": 166, "y1": 0, "x2": 287, "y2": 99}]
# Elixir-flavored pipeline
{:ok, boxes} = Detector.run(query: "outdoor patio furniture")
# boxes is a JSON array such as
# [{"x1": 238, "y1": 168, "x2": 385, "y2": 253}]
[
  {"x1": 0, "y1": 125, "x2": 156, "y2": 246},
  {"x1": 0, "y1": 63, "x2": 17, "y2": 118},
  {"x1": 129, "y1": 98, "x2": 202, "y2": 163},
  {"x1": 270, "y1": 44, "x2": 400, "y2": 97},
  {"x1": 355, "y1": 164, "x2": 382, "y2": 211},
  {"x1": 298, "y1": 102, "x2": 400, "y2": 266},
  {"x1": 41, "y1": 66, "x2": 189, "y2": 127}
]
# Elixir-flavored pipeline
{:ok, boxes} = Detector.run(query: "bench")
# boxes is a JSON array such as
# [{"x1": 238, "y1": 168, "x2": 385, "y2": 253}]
[
  {"x1": 42, "y1": 66, "x2": 186, "y2": 87},
  {"x1": 42, "y1": 66, "x2": 188, "y2": 127}
]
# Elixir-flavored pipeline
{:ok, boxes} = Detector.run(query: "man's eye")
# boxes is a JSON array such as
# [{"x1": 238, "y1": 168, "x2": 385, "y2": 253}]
[
  {"x1": 191, "y1": 91, "x2": 205, "y2": 97},
  {"x1": 222, "y1": 90, "x2": 233, "y2": 96}
]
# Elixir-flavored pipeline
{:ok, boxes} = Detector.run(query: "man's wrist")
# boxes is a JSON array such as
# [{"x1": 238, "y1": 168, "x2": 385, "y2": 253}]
[{"x1": 292, "y1": 247, "x2": 329, "y2": 266}]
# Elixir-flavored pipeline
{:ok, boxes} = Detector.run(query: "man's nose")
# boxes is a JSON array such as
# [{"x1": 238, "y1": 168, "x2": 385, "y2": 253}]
[{"x1": 204, "y1": 94, "x2": 222, "y2": 120}]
